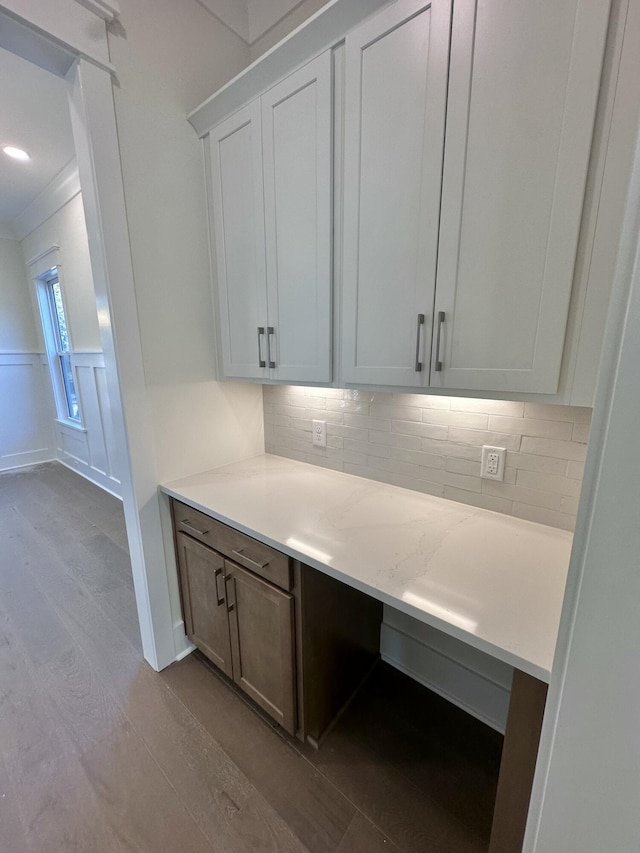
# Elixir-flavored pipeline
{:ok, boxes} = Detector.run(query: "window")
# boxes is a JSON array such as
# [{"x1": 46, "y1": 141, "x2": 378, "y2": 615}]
[{"x1": 44, "y1": 273, "x2": 81, "y2": 422}]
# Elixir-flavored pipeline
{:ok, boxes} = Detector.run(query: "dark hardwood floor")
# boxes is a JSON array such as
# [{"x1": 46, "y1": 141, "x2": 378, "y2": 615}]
[{"x1": 0, "y1": 462, "x2": 502, "y2": 852}]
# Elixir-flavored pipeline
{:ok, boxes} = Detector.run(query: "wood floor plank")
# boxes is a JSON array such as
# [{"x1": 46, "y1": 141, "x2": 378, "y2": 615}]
[
  {"x1": 336, "y1": 812, "x2": 403, "y2": 853},
  {"x1": 162, "y1": 654, "x2": 356, "y2": 853},
  {"x1": 5, "y1": 479, "x2": 310, "y2": 853},
  {"x1": 0, "y1": 753, "x2": 29, "y2": 853},
  {"x1": 0, "y1": 463, "x2": 502, "y2": 853}
]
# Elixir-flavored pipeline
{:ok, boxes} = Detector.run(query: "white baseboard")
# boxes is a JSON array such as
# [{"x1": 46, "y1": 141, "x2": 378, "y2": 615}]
[
  {"x1": 380, "y1": 606, "x2": 513, "y2": 733},
  {"x1": 0, "y1": 448, "x2": 55, "y2": 472},
  {"x1": 58, "y1": 454, "x2": 121, "y2": 498},
  {"x1": 173, "y1": 620, "x2": 196, "y2": 662}
]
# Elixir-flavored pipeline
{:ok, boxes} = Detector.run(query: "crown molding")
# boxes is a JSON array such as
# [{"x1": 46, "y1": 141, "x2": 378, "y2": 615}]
[
  {"x1": 74, "y1": 0, "x2": 120, "y2": 22},
  {"x1": 11, "y1": 159, "x2": 81, "y2": 241}
]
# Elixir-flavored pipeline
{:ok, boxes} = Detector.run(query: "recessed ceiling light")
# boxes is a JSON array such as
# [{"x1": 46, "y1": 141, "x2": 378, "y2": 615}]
[{"x1": 3, "y1": 146, "x2": 30, "y2": 161}]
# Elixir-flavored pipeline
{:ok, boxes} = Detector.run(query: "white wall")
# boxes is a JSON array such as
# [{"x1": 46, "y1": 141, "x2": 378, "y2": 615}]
[
  {"x1": 107, "y1": 0, "x2": 263, "y2": 481},
  {"x1": 19, "y1": 188, "x2": 120, "y2": 494},
  {"x1": 0, "y1": 236, "x2": 54, "y2": 470},
  {"x1": 21, "y1": 192, "x2": 100, "y2": 351},
  {"x1": 249, "y1": 0, "x2": 332, "y2": 60},
  {"x1": 0, "y1": 236, "x2": 40, "y2": 350},
  {"x1": 105, "y1": 0, "x2": 265, "y2": 642}
]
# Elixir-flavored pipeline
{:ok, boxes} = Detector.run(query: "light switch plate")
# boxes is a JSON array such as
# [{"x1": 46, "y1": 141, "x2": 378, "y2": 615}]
[{"x1": 481, "y1": 445, "x2": 506, "y2": 481}]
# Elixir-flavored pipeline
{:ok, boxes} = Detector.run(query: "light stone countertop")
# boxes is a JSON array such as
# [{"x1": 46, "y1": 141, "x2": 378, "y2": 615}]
[{"x1": 161, "y1": 453, "x2": 573, "y2": 682}]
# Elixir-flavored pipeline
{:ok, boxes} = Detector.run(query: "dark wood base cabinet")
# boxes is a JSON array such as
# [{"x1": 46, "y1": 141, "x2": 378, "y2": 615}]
[{"x1": 171, "y1": 499, "x2": 382, "y2": 742}]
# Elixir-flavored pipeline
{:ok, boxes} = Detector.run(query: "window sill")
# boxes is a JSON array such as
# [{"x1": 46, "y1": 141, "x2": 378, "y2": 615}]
[{"x1": 56, "y1": 418, "x2": 87, "y2": 434}]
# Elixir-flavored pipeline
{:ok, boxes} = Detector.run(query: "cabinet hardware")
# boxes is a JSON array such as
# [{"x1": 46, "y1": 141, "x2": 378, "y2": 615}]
[
  {"x1": 414, "y1": 314, "x2": 425, "y2": 372},
  {"x1": 232, "y1": 548, "x2": 269, "y2": 571},
  {"x1": 225, "y1": 574, "x2": 236, "y2": 613},
  {"x1": 214, "y1": 567, "x2": 225, "y2": 606},
  {"x1": 267, "y1": 327, "x2": 276, "y2": 368},
  {"x1": 434, "y1": 311, "x2": 445, "y2": 372},
  {"x1": 181, "y1": 519, "x2": 209, "y2": 536},
  {"x1": 257, "y1": 326, "x2": 266, "y2": 368}
]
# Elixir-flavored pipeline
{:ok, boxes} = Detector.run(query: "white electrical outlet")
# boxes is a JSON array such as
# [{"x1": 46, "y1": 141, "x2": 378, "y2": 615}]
[
  {"x1": 312, "y1": 419, "x2": 327, "y2": 448},
  {"x1": 481, "y1": 445, "x2": 506, "y2": 481}
]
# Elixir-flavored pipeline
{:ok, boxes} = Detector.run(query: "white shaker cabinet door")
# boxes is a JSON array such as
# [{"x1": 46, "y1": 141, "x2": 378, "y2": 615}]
[
  {"x1": 209, "y1": 101, "x2": 269, "y2": 380},
  {"x1": 341, "y1": 0, "x2": 452, "y2": 387},
  {"x1": 262, "y1": 52, "x2": 333, "y2": 383},
  {"x1": 431, "y1": 0, "x2": 611, "y2": 394}
]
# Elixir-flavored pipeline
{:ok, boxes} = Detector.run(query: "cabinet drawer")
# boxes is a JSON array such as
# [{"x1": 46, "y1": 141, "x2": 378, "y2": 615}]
[{"x1": 171, "y1": 499, "x2": 292, "y2": 591}]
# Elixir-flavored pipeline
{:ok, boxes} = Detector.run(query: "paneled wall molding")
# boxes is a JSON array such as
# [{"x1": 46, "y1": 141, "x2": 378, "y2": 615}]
[
  {"x1": 13, "y1": 159, "x2": 80, "y2": 241},
  {"x1": 0, "y1": 351, "x2": 55, "y2": 471},
  {"x1": 53, "y1": 350, "x2": 121, "y2": 496}
]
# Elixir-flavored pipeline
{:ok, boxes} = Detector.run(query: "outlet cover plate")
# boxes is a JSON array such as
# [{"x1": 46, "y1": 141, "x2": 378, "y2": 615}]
[
  {"x1": 312, "y1": 419, "x2": 327, "y2": 448},
  {"x1": 481, "y1": 445, "x2": 506, "y2": 481}
]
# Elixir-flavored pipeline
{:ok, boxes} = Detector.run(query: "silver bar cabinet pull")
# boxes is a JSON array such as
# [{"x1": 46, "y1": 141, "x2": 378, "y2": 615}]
[
  {"x1": 434, "y1": 311, "x2": 445, "y2": 372},
  {"x1": 267, "y1": 326, "x2": 276, "y2": 368},
  {"x1": 181, "y1": 519, "x2": 208, "y2": 536},
  {"x1": 231, "y1": 548, "x2": 269, "y2": 571},
  {"x1": 414, "y1": 314, "x2": 425, "y2": 372},
  {"x1": 214, "y1": 567, "x2": 225, "y2": 607},
  {"x1": 257, "y1": 326, "x2": 266, "y2": 368}
]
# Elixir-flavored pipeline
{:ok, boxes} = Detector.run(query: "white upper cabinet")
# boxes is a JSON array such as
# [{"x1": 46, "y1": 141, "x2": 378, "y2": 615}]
[
  {"x1": 209, "y1": 101, "x2": 268, "y2": 380},
  {"x1": 431, "y1": 0, "x2": 611, "y2": 394},
  {"x1": 341, "y1": 0, "x2": 452, "y2": 387},
  {"x1": 194, "y1": 0, "x2": 618, "y2": 399},
  {"x1": 209, "y1": 53, "x2": 332, "y2": 382},
  {"x1": 262, "y1": 52, "x2": 332, "y2": 383}
]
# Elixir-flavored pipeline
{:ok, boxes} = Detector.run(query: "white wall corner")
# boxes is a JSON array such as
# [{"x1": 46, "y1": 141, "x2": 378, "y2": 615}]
[
  {"x1": 174, "y1": 620, "x2": 196, "y2": 661},
  {"x1": 197, "y1": 0, "x2": 251, "y2": 43},
  {"x1": 0, "y1": 224, "x2": 17, "y2": 239},
  {"x1": 12, "y1": 160, "x2": 80, "y2": 241}
]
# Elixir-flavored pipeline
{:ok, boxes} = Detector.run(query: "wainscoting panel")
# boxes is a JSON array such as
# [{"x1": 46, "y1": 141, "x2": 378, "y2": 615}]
[
  {"x1": 0, "y1": 352, "x2": 55, "y2": 471},
  {"x1": 57, "y1": 352, "x2": 121, "y2": 496}
]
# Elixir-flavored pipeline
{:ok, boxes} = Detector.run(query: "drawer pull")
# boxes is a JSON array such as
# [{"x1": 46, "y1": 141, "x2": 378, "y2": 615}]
[
  {"x1": 214, "y1": 567, "x2": 225, "y2": 607},
  {"x1": 231, "y1": 548, "x2": 269, "y2": 571},
  {"x1": 181, "y1": 519, "x2": 209, "y2": 536}
]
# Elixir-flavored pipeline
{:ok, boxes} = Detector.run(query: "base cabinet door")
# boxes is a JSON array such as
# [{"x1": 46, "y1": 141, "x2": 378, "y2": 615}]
[
  {"x1": 225, "y1": 560, "x2": 296, "y2": 735},
  {"x1": 176, "y1": 533, "x2": 233, "y2": 678}
]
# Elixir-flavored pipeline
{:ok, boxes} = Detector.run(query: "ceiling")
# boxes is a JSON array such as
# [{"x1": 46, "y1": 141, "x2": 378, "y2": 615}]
[
  {"x1": 0, "y1": 46, "x2": 75, "y2": 233},
  {"x1": 198, "y1": 0, "x2": 305, "y2": 44}
]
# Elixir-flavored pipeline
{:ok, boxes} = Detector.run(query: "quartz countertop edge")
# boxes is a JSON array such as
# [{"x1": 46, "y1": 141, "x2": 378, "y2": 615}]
[{"x1": 160, "y1": 453, "x2": 573, "y2": 683}]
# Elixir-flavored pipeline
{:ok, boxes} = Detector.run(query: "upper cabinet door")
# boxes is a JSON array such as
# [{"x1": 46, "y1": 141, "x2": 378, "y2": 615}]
[
  {"x1": 261, "y1": 52, "x2": 333, "y2": 384},
  {"x1": 341, "y1": 0, "x2": 452, "y2": 387},
  {"x1": 209, "y1": 101, "x2": 269, "y2": 380},
  {"x1": 431, "y1": 0, "x2": 610, "y2": 394}
]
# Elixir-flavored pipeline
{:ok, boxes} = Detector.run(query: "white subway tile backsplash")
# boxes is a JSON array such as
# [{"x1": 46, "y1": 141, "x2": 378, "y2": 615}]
[
  {"x1": 566, "y1": 460, "x2": 586, "y2": 480},
  {"x1": 572, "y1": 422, "x2": 591, "y2": 443},
  {"x1": 392, "y1": 420, "x2": 449, "y2": 440},
  {"x1": 450, "y1": 398, "x2": 525, "y2": 416},
  {"x1": 263, "y1": 387, "x2": 591, "y2": 531},
  {"x1": 448, "y1": 428, "x2": 522, "y2": 451},
  {"x1": 520, "y1": 436, "x2": 588, "y2": 461},
  {"x1": 487, "y1": 415, "x2": 573, "y2": 440},
  {"x1": 515, "y1": 469, "x2": 583, "y2": 498},
  {"x1": 422, "y1": 409, "x2": 489, "y2": 430}
]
